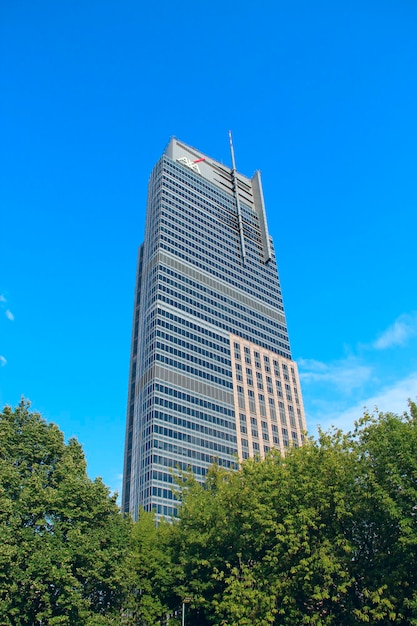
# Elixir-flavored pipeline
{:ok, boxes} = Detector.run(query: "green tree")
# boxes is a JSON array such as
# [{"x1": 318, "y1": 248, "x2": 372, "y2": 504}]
[
  {"x1": 348, "y1": 403, "x2": 417, "y2": 624},
  {"x1": 128, "y1": 509, "x2": 180, "y2": 625},
  {"x1": 0, "y1": 400, "x2": 132, "y2": 625},
  {"x1": 171, "y1": 442, "x2": 357, "y2": 626},
  {"x1": 169, "y1": 403, "x2": 417, "y2": 625}
]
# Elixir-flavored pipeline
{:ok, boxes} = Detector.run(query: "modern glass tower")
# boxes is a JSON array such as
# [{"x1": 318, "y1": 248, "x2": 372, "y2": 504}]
[{"x1": 122, "y1": 137, "x2": 306, "y2": 518}]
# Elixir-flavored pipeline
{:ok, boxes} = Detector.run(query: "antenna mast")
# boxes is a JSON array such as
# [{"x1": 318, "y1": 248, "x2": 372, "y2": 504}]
[{"x1": 228, "y1": 131, "x2": 246, "y2": 263}]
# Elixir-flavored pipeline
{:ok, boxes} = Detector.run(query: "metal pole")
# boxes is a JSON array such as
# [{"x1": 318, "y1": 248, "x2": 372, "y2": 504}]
[
  {"x1": 228, "y1": 130, "x2": 246, "y2": 263},
  {"x1": 182, "y1": 601, "x2": 185, "y2": 626}
]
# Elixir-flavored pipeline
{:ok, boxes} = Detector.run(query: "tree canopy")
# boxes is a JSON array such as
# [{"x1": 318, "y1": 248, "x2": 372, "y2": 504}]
[
  {"x1": 1, "y1": 400, "x2": 416, "y2": 625},
  {"x1": 0, "y1": 400, "x2": 132, "y2": 625},
  {"x1": 164, "y1": 402, "x2": 417, "y2": 625}
]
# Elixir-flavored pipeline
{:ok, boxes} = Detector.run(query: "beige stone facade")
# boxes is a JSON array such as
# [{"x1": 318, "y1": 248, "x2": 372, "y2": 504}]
[{"x1": 230, "y1": 334, "x2": 306, "y2": 461}]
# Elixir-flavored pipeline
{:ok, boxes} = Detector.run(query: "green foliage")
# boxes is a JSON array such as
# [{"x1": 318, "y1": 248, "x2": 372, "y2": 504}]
[
  {"x1": 0, "y1": 400, "x2": 132, "y2": 625},
  {"x1": 3, "y1": 399, "x2": 415, "y2": 625},
  {"x1": 128, "y1": 509, "x2": 180, "y2": 625},
  {"x1": 168, "y1": 402, "x2": 417, "y2": 625},
  {"x1": 348, "y1": 403, "x2": 417, "y2": 624}
]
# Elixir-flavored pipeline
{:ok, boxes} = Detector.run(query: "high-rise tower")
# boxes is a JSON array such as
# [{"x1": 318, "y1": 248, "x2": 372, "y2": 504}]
[{"x1": 122, "y1": 138, "x2": 306, "y2": 518}]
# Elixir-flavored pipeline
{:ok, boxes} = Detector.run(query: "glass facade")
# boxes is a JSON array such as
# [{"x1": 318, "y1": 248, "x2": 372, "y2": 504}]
[{"x1": 122, "y1": 139, "x2": 306, "y2": 518}]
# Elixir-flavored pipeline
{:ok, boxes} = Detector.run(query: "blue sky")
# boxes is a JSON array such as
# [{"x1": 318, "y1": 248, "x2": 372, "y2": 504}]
[{"x1": 1, "y1": 0, "x2": 416, "y2": 493}]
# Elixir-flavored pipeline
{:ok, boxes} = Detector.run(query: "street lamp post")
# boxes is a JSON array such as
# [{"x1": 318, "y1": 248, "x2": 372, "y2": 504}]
[{"x1": 182, "y1": 597, "x2": 191, "y2": 626}]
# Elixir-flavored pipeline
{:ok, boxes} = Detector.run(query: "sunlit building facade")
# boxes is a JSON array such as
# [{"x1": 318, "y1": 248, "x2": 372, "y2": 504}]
[{"x1": 122, "y1": 138, "x2": 306, "y2": 518}]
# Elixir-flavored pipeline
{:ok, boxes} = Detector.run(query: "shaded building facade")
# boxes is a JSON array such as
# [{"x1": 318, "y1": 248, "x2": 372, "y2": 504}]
[{"x1": 122, "y1": 138, "x2": 306, "y2": 518}]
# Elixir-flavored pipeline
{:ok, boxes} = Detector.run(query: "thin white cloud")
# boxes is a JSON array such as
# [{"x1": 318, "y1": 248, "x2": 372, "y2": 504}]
[
  {"x1": 299, "y1": 356, "x2": 373, "y2": 393},
  {"x1": 373, "y1": 312, "x2": 417, "y2": 350},
  {"x1": 301, "y1": 312, "x2": 417, "y2": 438},
  {"x1": 298, "y1": 358, "x2": 328, "y2": 373},
  {"x1": 312, "y1": 371, "x2": 417, "y2": 434},
  {"x1": 0, "y1": 295, "x2": 6, "y2": 303},
  {"x1": 5, "y1": 309, "x2": 14, "y2": 321},
  {"x1": 0, "y1": 355, "x2": 7, "y2": 367}
]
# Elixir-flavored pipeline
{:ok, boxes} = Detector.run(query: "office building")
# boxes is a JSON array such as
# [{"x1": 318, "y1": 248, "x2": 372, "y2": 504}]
[{"x1": 122, "y1": 137, "x2": 306, "y2": 518}]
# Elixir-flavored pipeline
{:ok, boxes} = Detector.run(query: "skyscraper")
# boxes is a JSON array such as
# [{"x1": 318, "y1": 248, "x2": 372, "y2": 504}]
[{"x1": 122, "y1": 137, "x2": 306, "y2": 518}]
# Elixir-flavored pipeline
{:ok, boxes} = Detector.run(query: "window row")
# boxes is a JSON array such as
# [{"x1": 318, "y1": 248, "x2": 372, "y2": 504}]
[
  {"x1": 153, "y1": 290, "x2": 290, "y2": 357},
  {"x1": 159, "y1": 265, "x2": 288, "y2": 338},
  {"x1": 153, "y1": 405, "x2": 237, "y2": 441}
]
